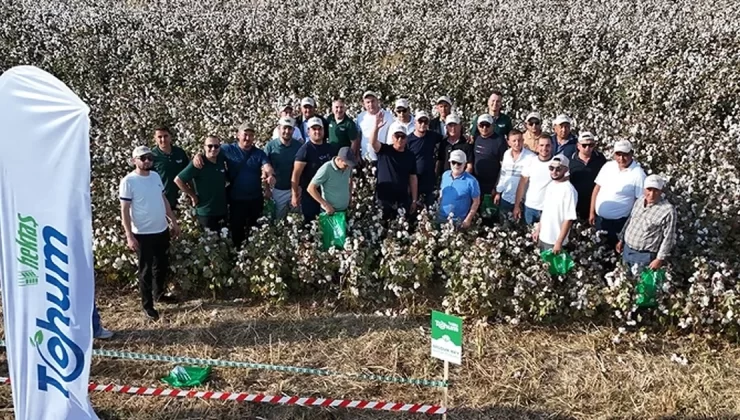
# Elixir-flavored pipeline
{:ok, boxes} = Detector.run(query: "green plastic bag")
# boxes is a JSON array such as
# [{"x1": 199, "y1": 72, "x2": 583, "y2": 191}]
[
  {"x1": 319, "y1": 211, "x2": 347, "y2": 250},
  {"x1": 263, "y1": 199, "x2": 276, "y2": 220},
  {"x1": 540, "y1": 249, "x2": 575, "y2": 275},
  {"x1": 481, "y1": 194, "x2": 498, "y2": 218},
  {"x1": 635, "y1": 268, "x2": 665, "y2": 308},
  {"x1": 161, "y1": 365, "x2": 211, "y2": 388}
]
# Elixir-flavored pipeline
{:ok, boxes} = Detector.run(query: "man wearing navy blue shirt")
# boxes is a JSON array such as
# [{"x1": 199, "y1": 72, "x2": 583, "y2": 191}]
[
  {"x1": 406, "y1": 111, "x2": 442, "y2": 207},
  {"x1": 568, "y1": 131, "x2": 607, "y2": 220},
  {"x1": 550, "y1": 114, "x2": 578, "y2": 157},
  {"x1": 295, "y1": 97, "x2": 329, "y2": 142},
  {"x1": 472, "y1": 114, "x2": 508, "y2": 201},
  {"x1": 292, "y1": 117, "x2": 336, "y2": 223}
]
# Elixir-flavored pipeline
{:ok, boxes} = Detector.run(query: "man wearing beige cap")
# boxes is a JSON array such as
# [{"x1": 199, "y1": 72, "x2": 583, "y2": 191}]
[
  {"x1": 617, "y1": 174, "x2": 677, "y2": 271},
  {"x1": 385, "y1": 98, "x2": 415, "y2": 144},
  {"x1": 533, "y1": 154, "x2": 578, "y2": 253},
  {"x1": 430, "y1": 96, "x2": 452, "y2": 137},
  {"x1": 439, "y1": 149, "x2": 480, "y2": 228},
  {"x1": 590, "y1": 139, "x2": 646, "y2": 248},
  {"x1": 523, "y1": 112, "x2": 543, "y2": 151},
  {"x1": 568, "y1": 131, "x2": 606, "y2": 220},
  {"x1": 550, "y1": 114, "x2": 578, "y2": 156},
  {"x1": 295, "y1": 96, "x2": 329, "y2": 141},
  {"x1": 356, "y1": 90, "x2": 394, "y2": 162},
  {"x1": 407, "y1": 110, "x2": 443, "y2": 207},
  {"x1": 265, "y1": 116, "x2": 304, "y2": 219},
  {"x1": 470, "y1": 91, "x2": 513, "y2": 138}
]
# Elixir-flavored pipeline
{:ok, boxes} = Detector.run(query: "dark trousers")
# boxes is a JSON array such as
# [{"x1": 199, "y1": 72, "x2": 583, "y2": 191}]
[
  {"x1": 135, "y1": 230, "x2": 170, "y2": 311},
  {"x1": 301, "y1": 192, "x2": 321, "y2": 224},
  {"x1": 378, "y1": 196, "x2": 411, "y2": 220},
  {"x1": 230, "y1": 198, "x2": 264, "y2": 248},
  {"x1": 596, "y1": 216, "x2": 629, "y2": 249},
  {"x1": 419, "y1": 190, "x2": 436, "y2": 208},
  {"x1": 197, "y1": 215, "x2": 225, "y2": 232}
]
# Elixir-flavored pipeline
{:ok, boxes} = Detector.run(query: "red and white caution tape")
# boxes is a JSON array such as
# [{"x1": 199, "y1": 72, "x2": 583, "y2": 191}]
[{"x1": 0, "y1": 377, "x2": 446, "y2": 415}]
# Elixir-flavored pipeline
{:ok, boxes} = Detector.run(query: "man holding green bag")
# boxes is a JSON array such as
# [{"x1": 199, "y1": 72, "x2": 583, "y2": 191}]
[
  {"x1": 307, "y1": 146, "x2": 356, "y2": 215},
  {"x1": 533, "y1": 155, "x2": 578, "y2": 253}
]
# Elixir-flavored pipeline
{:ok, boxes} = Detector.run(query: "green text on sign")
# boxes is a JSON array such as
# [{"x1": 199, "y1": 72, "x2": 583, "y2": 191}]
[{"x1": 431, "y1": 311, "x2": 462, "y2": 365}]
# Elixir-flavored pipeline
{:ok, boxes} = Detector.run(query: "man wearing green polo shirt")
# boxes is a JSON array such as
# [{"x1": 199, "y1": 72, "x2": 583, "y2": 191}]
[
  {"x1": 151, "y1": 126, "x2": 190, "y2": 210},
  {"x1": 307, "y1": 147, "x2": 356, "y2": 214},
  {"x1": 264, "y1": 116, "x2": 304, "y2": 218},
  {"x1": 326, "y1": 98, "x2": 359, "y2": 153},
  {"x1": 174, "y1": 135, "x2": 228, "y2": 231},
  {"x1": 469, "y1": 91, "x2": 513, "y2": 139}
]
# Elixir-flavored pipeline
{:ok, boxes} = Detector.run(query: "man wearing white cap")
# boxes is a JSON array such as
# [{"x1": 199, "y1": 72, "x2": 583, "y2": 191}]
[
  {"x1": 617, "y1": 174, "x2": 677, "y2": 271},
  {"x1": 439, "y1": 150, "x2": 481, "y2": 228},
  {"x1": 495, "y1": 129, "x2": 535, "y2": 215},
  {"x1": 265, "y1": 116, "x2": 304, "y2": 219},
  {"x1": 369, "y1": 113, "x2": 418, "y2": 219},
  {"x1": 430, "y1": 96, "x2": 453, "y2": 137},
  {"x1": 550, "y1": 114, "x2": 578, "y2": 157},
  {"x1": 120, "y1": 146, "x2": 181, "y2": 321},
  {"x1": 533, "y1": 155, "x2": 578, "y2": 252},
  {"x1": 470, "y1": 91, "x2": 513, "y2": 138},
  {"x1": 471, "y1": 114, "x2": 508, "y2": 220},
  {"x1": 437, "y1": 113, "x2": 473, "y2": 176},
  {"x1": 523, "y1": 112, "x2": 542, "y2": 151},
  {"x1": 385, "y1": 98, "x2": 415, "y2": 144},
  {"x1": 406, "y1": 110, "x2": 443, "y2": 207},
  {"x1": 514, "y1": 134, "x2": 554, "y2": 225},
  {"x1": 295, "y1": 96, "x2": 329, "y2": 142},
  {"x1": 271, "y1": 101, "x2": 303, "y2": 142},
  {"x1": 590, "y1": 139, "x2": 647, "y2": 248},
  {"x1": 568, "y1": 131, "x2": 606, "y2": 220},
  {"x1": 292, "y1": 116, "x2": 336, "y2": 223},
  {"x1": 356, "y1": 90, "x2": 394, "y2": 162}
]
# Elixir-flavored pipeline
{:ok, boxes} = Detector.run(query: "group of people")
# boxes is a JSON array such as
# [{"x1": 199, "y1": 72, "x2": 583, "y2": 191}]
[{"x1": 117, "y1": 91, "x2": 678, "y2": 320}]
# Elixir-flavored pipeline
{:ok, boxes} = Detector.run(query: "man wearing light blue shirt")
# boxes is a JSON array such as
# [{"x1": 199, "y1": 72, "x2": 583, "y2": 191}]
[{"x1": 439, "y1": 150, "x2": 481, "y2": 228}]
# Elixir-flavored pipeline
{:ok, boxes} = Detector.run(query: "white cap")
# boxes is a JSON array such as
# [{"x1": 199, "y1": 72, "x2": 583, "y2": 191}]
[
  {"x1": 362, "y1": 90, "x2": 378, "y2": 99},
  {"x1": 389, "y1": 122, "x2": 407, "y2": 136},
  {"x1": 300, "y1": 97, "x2": 316, "y2": 107},
  {"x1": 132, "y1": 146, "x2": 153, "y2": 158},
  {"x1": 644, "y1": 174, "x2": 666, "y2": 190},
  {"x1": 445, "y1": 114, "x2": 461, "y2": 125},
  {"x1": 578, "y1": 131, "x2": 595, "y2": 143},
  {"x1": 395, "y1": 98, "x2": 410, "y2": 110},
  {"x1": 415, "y1": 111, "x2": 430, "y2": 121},
  {"x1": 278, "y1": 102, "x2": 293, "y2": 112},
  {"x1": 549, "y1": 154, "x2": 570, "y2": 168},
  {"x1": 525, "y1": 111, "x2": 541, "y2": 122},
  {"x1": 614, "y1": 139, "x2": 633, "y2": 153},
  {"x1": 436, "y1": 96, "x2": 452, "y2": 105},
  {"x1": 477, "y1": 114, "x2": 494, "y2": 125},
  {"x1": 449, "y1": 149, "x2": 467, "y2": 164},
  {"x1": 553, "y1": 114, "x2": 571, "y2": 125},
  {"x1": 278, "y1": 116, "x2": 295, "y2": 127},
  {"x1": 307, "y1": 117, "x2": 324, "y2": 128}
]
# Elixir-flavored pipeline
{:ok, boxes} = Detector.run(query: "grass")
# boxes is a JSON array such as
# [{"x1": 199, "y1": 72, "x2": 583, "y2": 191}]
[{"x1": 1, "y1": 286, "x2": 740, "y2": 419}]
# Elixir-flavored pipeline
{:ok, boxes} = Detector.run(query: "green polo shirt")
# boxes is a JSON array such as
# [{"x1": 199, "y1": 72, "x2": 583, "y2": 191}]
[
  {"x1": 327, "y1": 114, "x2": 358, "y2": 149},
  {"x1": 310, "y1": 159, "x2": 351, "y2": 211},
  {"x1": 469, "y1": 113, "x2": 513, "y2": 138},
  {"x1": 264, "y1": 138, "x2": 303, "y2": 190},
  {"x1": 176, "y1": 154, "x2": 228, "y2": 217},
  {"x1": 152, "y1": 145, "x2": 190, "y2": 208}
]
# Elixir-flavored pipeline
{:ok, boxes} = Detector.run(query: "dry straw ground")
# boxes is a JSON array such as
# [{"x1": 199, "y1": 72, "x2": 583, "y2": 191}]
[{"x1": 2, "y1": 287, "x2": 740, "y2": 419}]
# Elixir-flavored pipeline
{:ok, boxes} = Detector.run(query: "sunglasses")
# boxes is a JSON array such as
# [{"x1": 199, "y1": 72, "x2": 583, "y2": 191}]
[
  {"x1": 393, "y1": 134, "x2": 407, "y2": 140},
  {"x1": 450, "y1": 161, "x2": 464, "y2": 166},
  {"x1": 396, "y1": 108, "x2": 409, "y2": 113},
  {"x1": 528, "y1": 120, "x2": 542, "y2": 125},
  {"x1": 418, "y1": 119, "x2": 430, "y2": 124},
  {"x1": 206, "y1": 144, "x2": 220, "y2": 150},
  {"x1": 548, "y1": 166, "x2": 565, "y2": 171},
  {"x1": 478, "y1": 122, "x2": 492, "y2": 128},
  {"x1": 580, "y1": 143, "x2": 595, "y2": 148},
  {"x1": 138, "y1": 155, "x2": 154, "y2": 162}
]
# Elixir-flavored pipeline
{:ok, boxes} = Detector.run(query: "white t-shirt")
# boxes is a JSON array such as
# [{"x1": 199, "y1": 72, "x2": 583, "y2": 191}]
[
  {"x1": 119, "y1": 171, "x2": 168, "y2": 235},
  {"x1": 357, "y1": 109, "x2": 394, "y2": 161},
  {"x1": 496, "y1": 148, "x2": 535, "y2": 204},
  {"x1": 521, "y1": 157, "x2": 552, "y2": 211},
  {"x1": 539, "y1": 180, "x2": 578, "y2": 245},
  {"x1": 271, "y1": 126, "x2": 303, "y2": 142},
  {"x1": 385, "y1": 117, "x2": 415, "y2": 144},
  {"x1": 594, "y1": 160, "x2": 646, "y2": 219}
]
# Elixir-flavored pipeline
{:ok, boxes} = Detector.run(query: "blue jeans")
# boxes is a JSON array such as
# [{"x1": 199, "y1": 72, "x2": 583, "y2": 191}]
[
  {"x1": 524, "y1": 206, "x2": 542, "y2": 225},
  {"x1": 596, "y1": 216, "x2": 629, "y2": 248},
  {"x1": 499, "y1": 199, "x2": 515, "y2": 215},
  {"x1": 622, "y1": 243, "x2": 655, "y2": 272},
  {"x1": 92, "y1": 303, "x2": 102, "y2": 336}
]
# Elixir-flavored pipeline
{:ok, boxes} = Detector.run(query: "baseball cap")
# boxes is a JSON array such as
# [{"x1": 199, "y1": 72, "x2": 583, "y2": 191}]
[
  {"x1": 436, "y1": 96, "x2": 452, "y2": 106},
  {"x1": 526, "y1": 111, "x2": 542, "y2": 122},
  {"x1": 477, "y1": 114, "x2": 494, "y2": 125},
  {"x1": 337, "y1": 147, "x2": 357, "y2": 168},
  {"x1": 395, "y1": 98, "x2": 410, "y2": 110},
  {"x1": 644, "y1": 174, "x2": 666, "y2": 190},
  {"x1": 132, "y1": 146, "x2": 153, "y2": 158},
  {"x1": 449, "y1": 149, "x2": 467, "y2": 164},
  {"x1": 415, "y1": 110, "x2": 430, "y2": 121},
  {"x1": 278, "y1": 116, "x2": 295, "y2": 127},
  {"x1": 300, "y1": 97, "x2": 316, "y2": 107},
  {"x1": 445, "y1": 113, "x2": 461, "y2": 125},
  {"x1": 362, "y1": 91, "x2": 378, "y2": 100},
  {"x1": 238, "y1": 122, "x2": 255, "y2": 132},
  {"x1": 578, "y1": 131, "x2": 595, "y2": 143},
  {"x1": 553, "y1": 114, "x2": 571, "y2": 125},
  {"x1": 307, "y1": 117, "x2": 323, "y2": 128},
  {"x1": 389, "y1": 122, "x2": 407, "y2": 136},
  {"x1": 549, "y1": 154, "x2": 570, "y2": 168},
  {"x1": 614, "y1": 139, "x2": 633, "y2": 153}
]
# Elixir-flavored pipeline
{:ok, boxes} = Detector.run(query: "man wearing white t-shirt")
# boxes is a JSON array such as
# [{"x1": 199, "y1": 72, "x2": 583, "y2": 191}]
[
  {"x1": 534, "y1": 155, "x2": 578, "y2": 253},
  {"x1": 356, "y1": 91, "x2": 394, "y2": 162},
  {"x1": 385, "y1": 98, "x2": 415, "y2": 144},
  {"x1": 514, "y1": 134, "x2": 553, "y2": 225},
  {"x1": 495, "y1": 129, "x2": 534, "y2": 215},
  {"x1": 589, "y1": 139, "x2": 646, "y2": 248},
  {"x1": 120, "y1": 146, "x2": 181, "y2": 321}
]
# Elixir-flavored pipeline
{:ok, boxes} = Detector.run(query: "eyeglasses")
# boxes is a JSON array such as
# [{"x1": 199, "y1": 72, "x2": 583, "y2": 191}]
[
  {"x1": 206, "y1": 144, "x2": 220, "y2": 150},
  {"x1": 138, "y1": 155, "x2": 154, "y2": 162},
  {"x1": 450, "y1": 161, "x2": 463, "y2": 166},
  {"x1": 478, "y1": 122, "x2": 492, "y2": 128},
  {"x1": 418, "y1": 119, "x2": 430, "y2": 124},
  {"x1": 548, "y1": 166, "x2": 565, "y2": 171},
  {"x1": 580, "y1": 143, "x2": 595, "y2": 148}
]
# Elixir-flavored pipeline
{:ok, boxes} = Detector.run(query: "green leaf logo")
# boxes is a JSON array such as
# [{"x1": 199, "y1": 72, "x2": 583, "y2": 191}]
[{"x1": 30, "y1": 330, "x2": 43, "y2": 347}]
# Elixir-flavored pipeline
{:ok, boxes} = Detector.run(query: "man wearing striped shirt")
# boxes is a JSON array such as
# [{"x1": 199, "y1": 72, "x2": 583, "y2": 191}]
[{"x1": 617, "y1": 174, "x2": 677, "y2": 271}]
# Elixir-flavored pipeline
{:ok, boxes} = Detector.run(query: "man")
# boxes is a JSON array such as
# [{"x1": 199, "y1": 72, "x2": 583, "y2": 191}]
[
  {"x1": 523, "y1": 111, "x2": 543, "y2": 151},
  {"x1": 92, "y1": 301, "x2": 114, "y2": 339},
  {"x1": 429, "y1": 96, "x2": 452, "y2": 137},
  {"x1": 437, "y1": 113, "x2": 473, "y2": 175},
  {"x1": 590, "y1": 139, "x2": 646, "y2": 248},
  {"x1": 495, "y1": 129, "x2": 535, "y2": 215},
  {"x1": 356, "y1": 90, "x2": 394, "y2": 161},
  {"x1": 369, "y1": 114, "x2": 418, "y2": 219},
  {"x1": 406, "y1": 111, "x2": 443, "y2": 207},
  {"x1": 175, "y1": 135, "x2": 228, "y2": 231},
  {"x1": 295, "y1": 96, "x2": 329, "y2": 141},
  {"x1": 385, "y1": 98, "x2": 415, "y2": 144},
  {"x1": 617, "y1": 174, "x2": 677, "y2": 271},
  {"x1": 271, "y1": 101, "x2": 303, "y2": 142},
  {"x1": 533, "y1": 155, "x2": 578, "y2": 252},
  {"x1": 550, "y1": 114, "x2": 578, "y2": 157},
  {"x1": 327, "y1": 98, "x2": 359, "y2": 152},
  {"x1": 568, "y1": 131, "x2": 606, "y2": 220},
  {"x1": 307, "y1": 147, "x2": 356, "y2": 215},
  {"x1": 470, "y1": 91, "x2": 513, "y2": 138},
  {"x1": 194, "y1": 122, "x2": 275, "y2": 248},
  {"x1": 514, "y1": 134, "x2": 554, "y2": 225},
  {"x1": 471, "y1": 114, "x2": 508, "y2": 205},
  {"x1": 292, "y1": 117, "x2": 335, "y2": 223},
  {"x1": 120, "y1": 146, "x2": 181, "y2": 321},
  {"x1": 439, "y1": 150, "x2": 481, "y2": 228},
  {"x1": 265, "y1": 116, "x2": 304, "y2": 218},
  {"x1": 151, "y1": 126, "x2": 189, "y2": 211}
]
